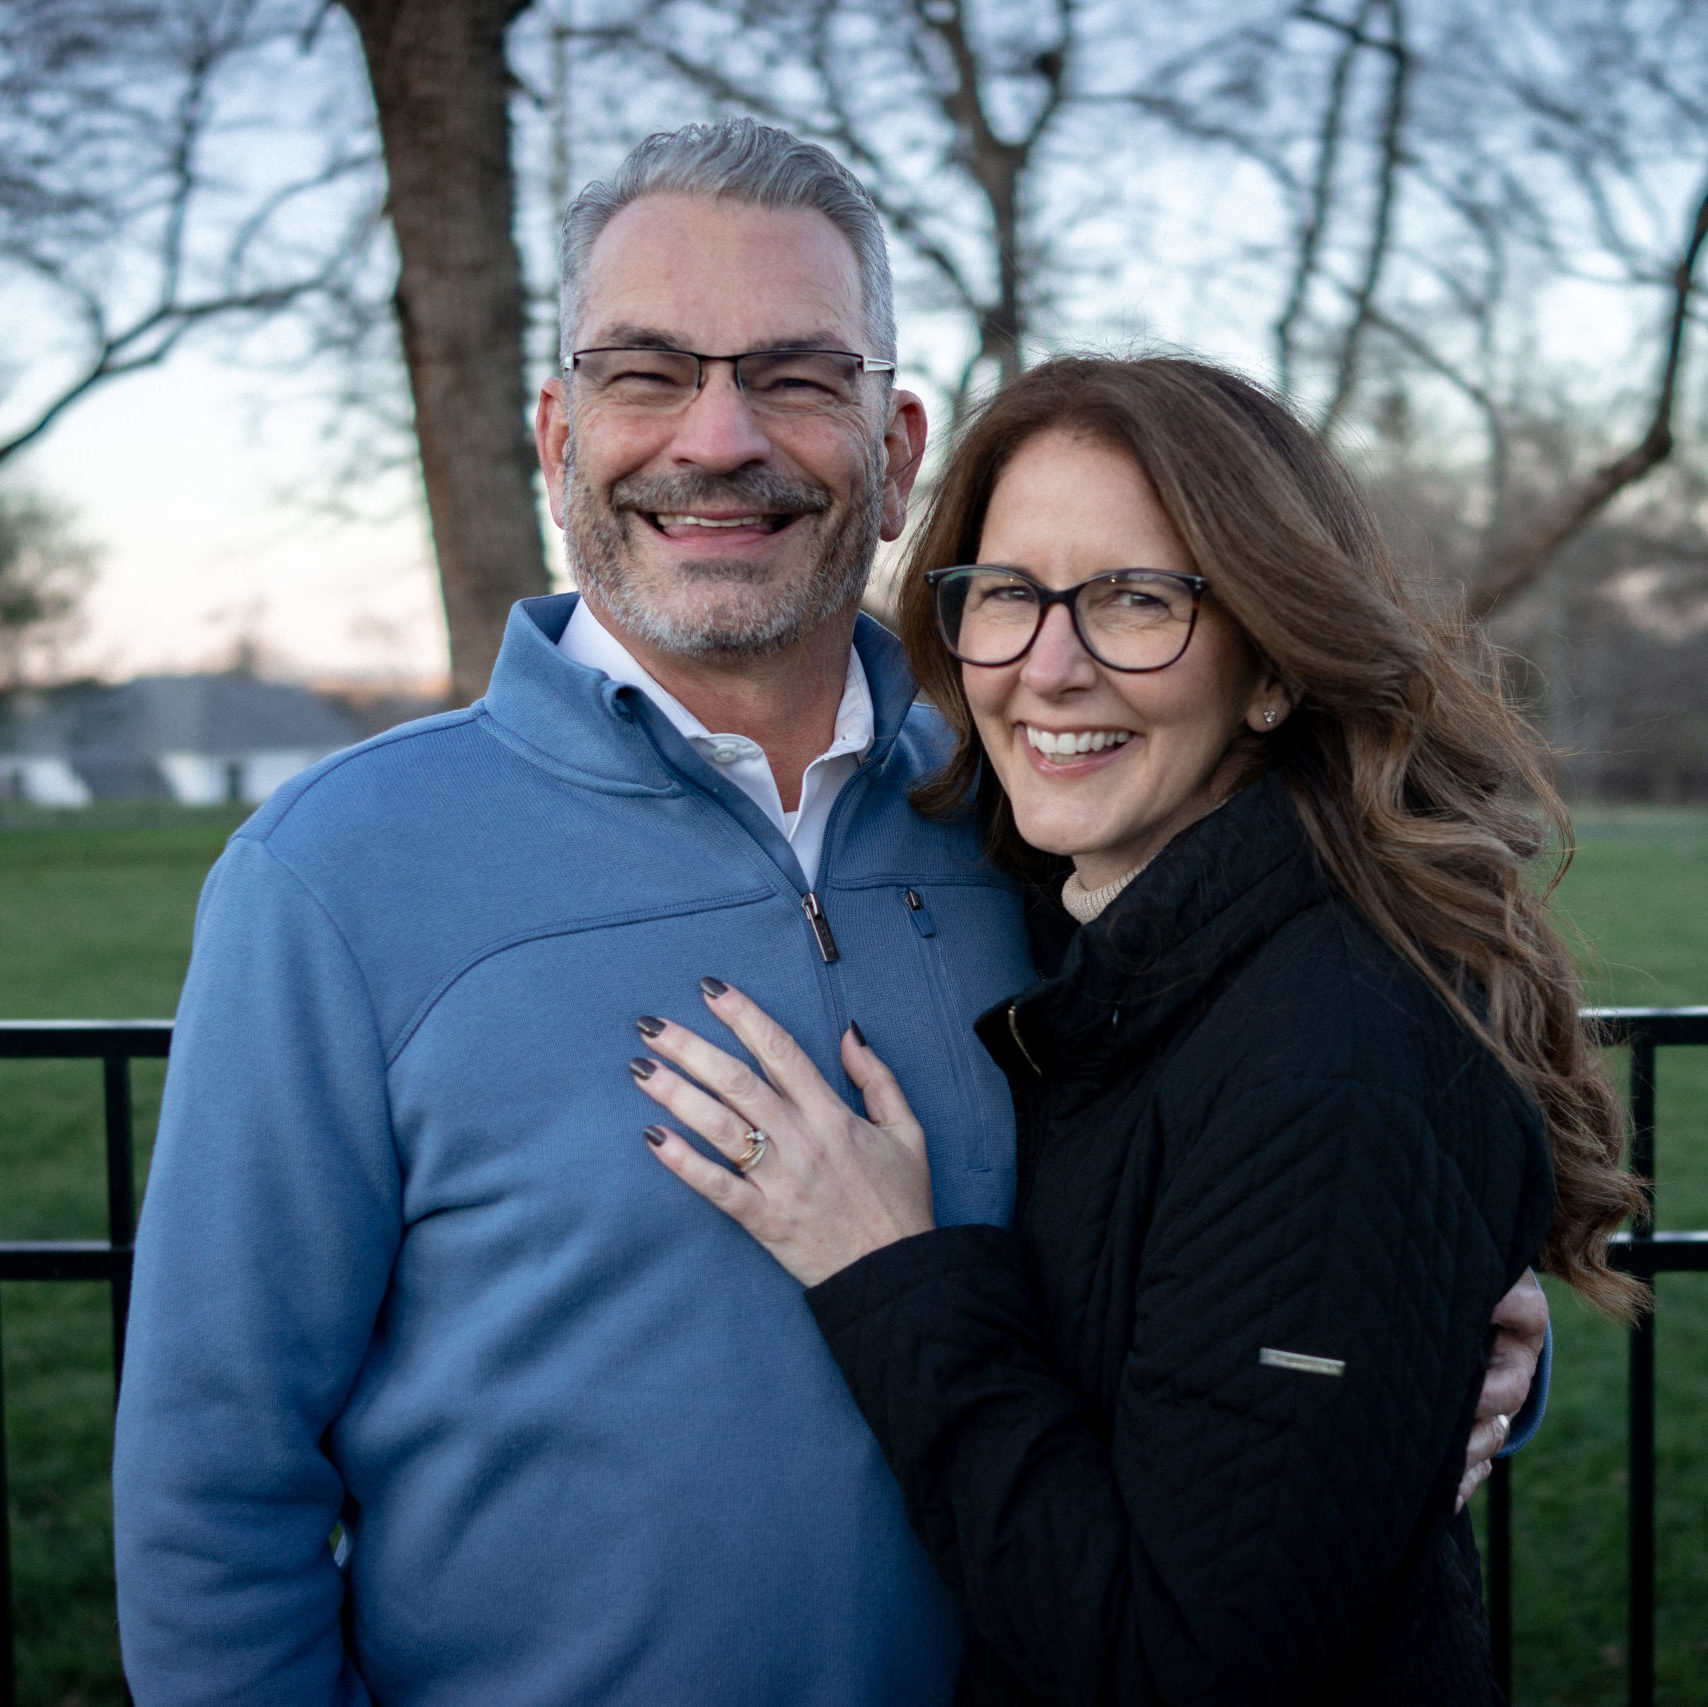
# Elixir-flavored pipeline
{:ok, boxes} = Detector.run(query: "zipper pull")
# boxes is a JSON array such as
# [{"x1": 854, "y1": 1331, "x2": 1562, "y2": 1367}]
[
  {"x1": 802, "y1": 892, "x2": 840, "y2": 962},
  {"x1": 1007, "y1": 1001, "x2": 1045, "y2": 1077},
  {"x1": 903, "y1": 887, "x2": 937, "y2": 938}
]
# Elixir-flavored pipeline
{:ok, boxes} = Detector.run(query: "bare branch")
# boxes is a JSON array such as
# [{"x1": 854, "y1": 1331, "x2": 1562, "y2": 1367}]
[
  {"x1": 1470, "y1": 170, "x2": 1708, "y2": 617},
  {"x1": 1318, "y1": 0, "x2": 1410, "y2": 433},
  {"x1": 0, "y1": 269, "x2": 350, "y2": 465},
  {"x1": 1275, "y1": 0, "x2": 1377, "y2": 397}
]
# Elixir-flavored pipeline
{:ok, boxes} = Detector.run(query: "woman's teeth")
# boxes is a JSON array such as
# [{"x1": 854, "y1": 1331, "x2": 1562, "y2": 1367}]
[{"x1": 1025, "y1": 726, "x2": 1132, "y2": 757}]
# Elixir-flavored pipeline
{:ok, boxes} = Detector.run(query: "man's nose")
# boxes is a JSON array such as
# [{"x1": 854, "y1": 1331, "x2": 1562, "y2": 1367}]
[
  {"x1": 1019, "y1": 603, "x2": 1099, "y2": 695},
  {"x1": 662, "y1": 363, "x2": 775, "y2": 470}
]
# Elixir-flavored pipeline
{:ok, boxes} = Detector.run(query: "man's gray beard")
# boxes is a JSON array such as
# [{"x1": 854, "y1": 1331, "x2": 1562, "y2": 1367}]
[{"x1": 563, "y1": 446, "x2": 885, "y2": 661}]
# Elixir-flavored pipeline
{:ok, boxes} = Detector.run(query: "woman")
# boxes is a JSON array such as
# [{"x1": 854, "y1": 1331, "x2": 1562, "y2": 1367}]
[{"x1": 624, "y1": 357, "x2": 1641, "y2": 1703}]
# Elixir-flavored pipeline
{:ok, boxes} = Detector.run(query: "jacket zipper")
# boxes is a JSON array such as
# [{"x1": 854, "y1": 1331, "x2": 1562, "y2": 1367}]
[
  {"x1": 899, "y1": 887, "x2": 994, "y2": 1169},
  {"x1": 904, "y1": 887, "x2": 935, "y2": 937},
  {"x1": 802, "y1": 892, "x2": 840, "y2": 962},
  {"x1": 1007, "y1": 1001, "x2": 1045, "y2": 1076}
]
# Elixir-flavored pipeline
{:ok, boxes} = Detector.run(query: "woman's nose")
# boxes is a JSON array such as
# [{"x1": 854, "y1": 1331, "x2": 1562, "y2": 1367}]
[{"x1": 1019, "y1": 603, "x2": 1099, "y2": 695}]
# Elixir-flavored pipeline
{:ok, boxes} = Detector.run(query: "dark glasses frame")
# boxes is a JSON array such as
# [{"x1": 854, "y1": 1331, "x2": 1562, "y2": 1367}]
[
  {"x1": 567, "y1": 345, "x2": 895, "y2": 415},
  {"x1": 924, "y1": 564, "x2": 1209, "y2": 672}
]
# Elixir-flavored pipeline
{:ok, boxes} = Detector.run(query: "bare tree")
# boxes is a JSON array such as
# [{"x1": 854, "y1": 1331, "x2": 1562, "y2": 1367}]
[
  {"x1": 8, "y1": 0, "x2": 1702, "y2": 704},
  {"x1": 1468, "y1": 175, "x2": 1708, "y2": 617},
  {"x1": 550, "y1": 0, "x2": 1705, "y2": 622},
  {"x1": 0, "y1": 484, "x2": 97, "y2": 690},
  {"x1": 562, "y1": 0, "x2": 1086, "y2": 414},
  {"x1": 0, "y1": 0, "x2": 383, "y2": 465},
  {"x1": 336, "y1": 0, "x2": 552, "y2": 704},
  {"x1": 1095, "y1": 0, "x2": 1708, "y2": 615},
  {"x1": 2, "y1": 0, "x2": 551, "y2": 702}
]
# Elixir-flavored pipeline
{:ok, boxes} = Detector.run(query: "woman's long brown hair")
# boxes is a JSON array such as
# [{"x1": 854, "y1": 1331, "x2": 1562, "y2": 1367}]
[{"x1": 898, "y1": 355, "x2": 1646, "y2": 1319}]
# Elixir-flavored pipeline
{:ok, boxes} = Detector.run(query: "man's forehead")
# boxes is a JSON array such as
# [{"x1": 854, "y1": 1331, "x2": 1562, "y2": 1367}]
[
  {"x1": 577, "y1": 195, "x2": 867, "y2": 351},
  {"x1": 587, "y1": 320, "x2": 852, "y2": 355}
]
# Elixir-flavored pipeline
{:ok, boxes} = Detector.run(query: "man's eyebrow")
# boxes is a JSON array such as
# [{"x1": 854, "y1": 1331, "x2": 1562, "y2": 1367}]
[
  {"x1": 581, "y1": 325, "x2": 853, "y2": 354},
  {"x1": 587, "y1": 325, "x2": 686, "y2": 351}
]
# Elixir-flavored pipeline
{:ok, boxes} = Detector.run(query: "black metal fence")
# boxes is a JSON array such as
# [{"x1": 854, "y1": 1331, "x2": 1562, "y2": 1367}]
[
  {"x1": 0, "y1": 1008, "x2": 1704, "y2": 1705},
  {"x1": 1484, "y1": 1005, "x2": 1708, "y2": 1705},
  {"x1": 0, "y1": 1020, "x2": 168, "y2": 1707}
]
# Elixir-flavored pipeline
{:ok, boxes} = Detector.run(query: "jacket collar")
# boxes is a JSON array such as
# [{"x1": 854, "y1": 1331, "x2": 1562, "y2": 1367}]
[
  {"x1": 479, "y1": 592, "x2": 921, "y2": 792},
  {"x1": 981, "y1": 772, "x2": 1327, "y2": 1082}
]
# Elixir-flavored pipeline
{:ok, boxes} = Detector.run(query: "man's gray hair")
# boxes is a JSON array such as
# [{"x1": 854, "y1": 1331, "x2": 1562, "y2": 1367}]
[{"x1": 559, "y1": 119, "x2": 896, "y2": 368}]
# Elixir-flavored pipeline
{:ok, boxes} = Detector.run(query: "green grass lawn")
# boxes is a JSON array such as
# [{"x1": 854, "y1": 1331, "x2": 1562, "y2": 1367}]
[
  {"x1": 0, "y1": 802, "x2": 1704, "y2": 1704},
  {"x1": 0, "y1": 808, "x2": 243, "y2": 1705}
]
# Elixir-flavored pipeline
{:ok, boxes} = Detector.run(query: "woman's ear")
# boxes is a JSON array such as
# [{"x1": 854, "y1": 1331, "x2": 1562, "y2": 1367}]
[{"x1": 1243, "y1": 674, "x2": 1294, "y2": 734}]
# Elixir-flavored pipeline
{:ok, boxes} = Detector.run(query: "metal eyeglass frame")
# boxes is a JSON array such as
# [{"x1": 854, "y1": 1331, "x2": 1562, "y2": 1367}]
[
  {"x1": 925, "y1": 564, "x2": 1209, "y2": 673},
  {"x1": 568, "y1": 346, "x2": 896, "y2": 412}
]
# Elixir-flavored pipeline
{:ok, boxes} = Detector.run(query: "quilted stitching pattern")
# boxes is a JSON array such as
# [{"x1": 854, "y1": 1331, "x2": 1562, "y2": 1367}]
[{"x1": 808, "y1": 778, "x2": 1552, "y2": 1705}]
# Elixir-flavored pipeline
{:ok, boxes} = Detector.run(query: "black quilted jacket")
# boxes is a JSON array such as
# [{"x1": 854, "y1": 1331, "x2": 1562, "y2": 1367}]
[{"x1": 806, "y1": 775, "x2": 1554, "y2": 1705}]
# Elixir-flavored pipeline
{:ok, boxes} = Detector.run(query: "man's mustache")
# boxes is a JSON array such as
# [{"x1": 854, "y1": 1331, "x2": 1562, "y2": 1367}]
[{"x1": 608, "y1": 469, "x2": 834, "y2": 520}]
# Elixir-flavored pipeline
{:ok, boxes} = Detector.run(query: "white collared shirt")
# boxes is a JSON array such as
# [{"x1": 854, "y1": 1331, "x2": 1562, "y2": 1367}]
[{"x1": 558, "y1": 600, "x2": 873, "y2": 886}]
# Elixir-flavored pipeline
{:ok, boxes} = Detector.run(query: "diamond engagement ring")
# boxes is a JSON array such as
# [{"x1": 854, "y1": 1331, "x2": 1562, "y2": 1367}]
[{"x1": 733, "y1": 1129, "x2": 770, "y2": 1174}]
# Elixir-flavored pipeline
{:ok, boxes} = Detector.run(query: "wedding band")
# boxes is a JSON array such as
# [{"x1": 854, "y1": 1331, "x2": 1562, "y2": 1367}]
[{"x1": 733, "y1": 1129, "x2": 770, "y2": 1174}]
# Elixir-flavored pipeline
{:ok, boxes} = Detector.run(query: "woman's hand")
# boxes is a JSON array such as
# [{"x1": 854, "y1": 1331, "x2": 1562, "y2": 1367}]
[{"x1": 629, "y1": 979, "x2": 936, "y2": 1287}]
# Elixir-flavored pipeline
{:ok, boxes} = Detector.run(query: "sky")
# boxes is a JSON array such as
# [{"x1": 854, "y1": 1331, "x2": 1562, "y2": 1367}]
[{"x1": 15, "y1": 348, "x2": 453, "y2": 690}]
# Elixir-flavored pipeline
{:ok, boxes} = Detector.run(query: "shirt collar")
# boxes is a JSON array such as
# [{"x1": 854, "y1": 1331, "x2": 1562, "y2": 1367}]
[
  {"x1": 480, "y1": 594, "x2": 920, "y2": 793},
  {"x1": 557, "y1": 597, "x2": 874, "y2": 761}
]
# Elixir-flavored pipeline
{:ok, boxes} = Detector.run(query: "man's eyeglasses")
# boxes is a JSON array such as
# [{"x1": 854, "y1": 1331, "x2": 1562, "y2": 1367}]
[
  {"x1": 925, "y1": 565, "x2": 1208, "y2": 673},
  {"x1": 569, "y1": 346, "x2": 895, "y2": 416}
]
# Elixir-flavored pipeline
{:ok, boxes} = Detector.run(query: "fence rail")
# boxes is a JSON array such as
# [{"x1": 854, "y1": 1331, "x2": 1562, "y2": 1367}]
[
  {"x1": 0, "y1": 1020, "x2": 169, "y2": 1707},
  {"x1": 0, "y1": 1010, "x2": 1704, "y2": 1706}
]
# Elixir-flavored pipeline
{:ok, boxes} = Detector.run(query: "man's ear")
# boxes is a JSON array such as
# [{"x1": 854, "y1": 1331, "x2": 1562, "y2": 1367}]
[
  {"x1": 535, "y1": 379, "x2": 571, "y2": 529},
  {"x1": 879, "y1": 389, "x2": 929, "y2": 542}
]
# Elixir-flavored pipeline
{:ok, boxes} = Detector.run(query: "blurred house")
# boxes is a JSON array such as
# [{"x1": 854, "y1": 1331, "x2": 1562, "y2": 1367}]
[{"x1": 0, "y1": 674, "x2": 368, "y2": 806}]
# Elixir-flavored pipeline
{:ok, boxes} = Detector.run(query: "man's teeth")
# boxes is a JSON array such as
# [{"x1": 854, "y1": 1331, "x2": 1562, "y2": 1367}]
[
  {"x1": 655, "y1": 513, "x2": 773, "y2": 529},
  {"x1": 1025, "y1": 727, "x2": 1132, "y2": 757}
]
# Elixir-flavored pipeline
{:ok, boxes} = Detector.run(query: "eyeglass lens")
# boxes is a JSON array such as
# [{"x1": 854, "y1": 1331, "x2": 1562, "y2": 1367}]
[
  {"x1": 934, "y1": 568, "x2": 1199, "y2": 671},
  {"x1": 573, "y1": 348, "x2": 867, "y2": 414}
]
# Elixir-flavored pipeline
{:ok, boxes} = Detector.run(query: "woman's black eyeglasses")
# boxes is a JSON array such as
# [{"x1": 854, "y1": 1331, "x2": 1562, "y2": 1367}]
[{"x1": 925, "y1": 565, "x2": 1208, "y2": 673}]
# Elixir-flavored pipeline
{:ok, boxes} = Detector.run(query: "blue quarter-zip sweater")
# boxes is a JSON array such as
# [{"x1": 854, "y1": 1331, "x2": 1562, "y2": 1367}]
[{"x1": 113, "y1": 595, "x2": 1034, "y2": 1706}]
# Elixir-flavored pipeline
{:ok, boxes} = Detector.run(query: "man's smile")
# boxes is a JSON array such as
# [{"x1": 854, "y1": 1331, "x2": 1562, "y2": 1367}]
[{"x1": 645, "y1": 509, "x2": 801, "y2": 540}]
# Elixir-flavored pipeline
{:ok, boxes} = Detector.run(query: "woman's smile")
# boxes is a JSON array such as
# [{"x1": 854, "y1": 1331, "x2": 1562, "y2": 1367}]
[
  {"x1": 1022, "y1": 724, "x2": 1134, "y2": 761},
  {"x1": 963, "y1": 429, "x2": 1281, "y2": 891}
]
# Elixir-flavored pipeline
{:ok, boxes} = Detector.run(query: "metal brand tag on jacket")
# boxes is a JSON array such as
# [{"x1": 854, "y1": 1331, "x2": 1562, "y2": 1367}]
[{"x1": 1259, "y1": 1347, "x2": 1346, "y2": 1377}]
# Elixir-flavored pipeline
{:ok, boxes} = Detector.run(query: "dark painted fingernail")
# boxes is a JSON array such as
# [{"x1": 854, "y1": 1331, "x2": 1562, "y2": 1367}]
[
  {"x1": 635, "y1": 1014, "x2": 666, "y2": 1037},
  {"x1": 644, "y1": 1125, "x2": 668, "y2": 1147},
  {"x1": 628, "y1": 1056, "x2": 656, "y2": 1080},
  {"x1": 846, "y1": 1020, "x2": 867, "y2": 1047},
  {"x1": 700, "y1": 976, "x2": 729, "y2": 998}
]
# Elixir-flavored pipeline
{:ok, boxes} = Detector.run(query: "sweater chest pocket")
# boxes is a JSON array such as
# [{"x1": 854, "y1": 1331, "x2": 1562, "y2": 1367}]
[{"x1": 901, "y1": 887, "x2": 996, "y2": 1172}]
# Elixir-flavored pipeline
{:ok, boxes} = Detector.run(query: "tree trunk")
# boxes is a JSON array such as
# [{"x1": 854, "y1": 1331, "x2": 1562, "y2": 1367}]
[{"x1": 339, "y1": 0, "x2": 548, "y2": 705}]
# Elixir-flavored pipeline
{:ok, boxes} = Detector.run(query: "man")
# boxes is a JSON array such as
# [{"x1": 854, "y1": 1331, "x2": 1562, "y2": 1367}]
[{"x1": 113, "y1": 120, "x2": 1543, "y2": 1703}]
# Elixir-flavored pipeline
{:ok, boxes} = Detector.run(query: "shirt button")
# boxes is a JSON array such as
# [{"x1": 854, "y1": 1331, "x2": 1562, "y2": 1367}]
[{"x1": 709, "y1": 741, "x2": 746, "y2": 764}]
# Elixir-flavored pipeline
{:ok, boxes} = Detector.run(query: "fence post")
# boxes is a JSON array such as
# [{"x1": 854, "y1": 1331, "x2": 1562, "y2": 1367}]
[
  {"x1": 1627, "y1": 1035, "x2": 1658, "y2": 1707},
  {"x1": 1489, "y1": 1455, "x2": 1512, "y2": 1697},
  {"x1": 102, "y1": 1055, "x2": 137, "y2": 1392},
  {"x1": 0, "y1": 1286, "x2": 12, "y2": 1707}
]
